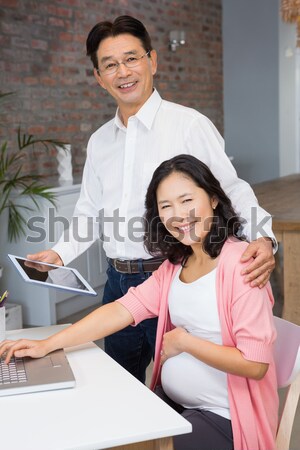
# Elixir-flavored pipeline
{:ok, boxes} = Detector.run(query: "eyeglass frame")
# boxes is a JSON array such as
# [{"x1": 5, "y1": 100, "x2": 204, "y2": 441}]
[{"x1": 96, "y1": 50, "x2": 151, "y2": 76}]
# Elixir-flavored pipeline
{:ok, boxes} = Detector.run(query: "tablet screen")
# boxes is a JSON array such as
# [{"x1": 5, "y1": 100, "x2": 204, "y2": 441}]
[{"x1": 8, "y1": 255, "x2": 97, "y2": 296}]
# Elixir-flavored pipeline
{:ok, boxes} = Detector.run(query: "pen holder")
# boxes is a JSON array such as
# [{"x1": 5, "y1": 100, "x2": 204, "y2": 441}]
[{"x1": 0, "y1": 306, "x2": 5, "y2": 341}]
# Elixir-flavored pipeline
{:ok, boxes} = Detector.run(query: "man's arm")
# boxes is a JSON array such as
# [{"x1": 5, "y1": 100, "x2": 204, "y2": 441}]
[
  {"x1": 187, "y1": 114, "x2": 276, "y2": 240},
  {"x1": 186, "y1": 114, "x2": 276, "y2": 287}
]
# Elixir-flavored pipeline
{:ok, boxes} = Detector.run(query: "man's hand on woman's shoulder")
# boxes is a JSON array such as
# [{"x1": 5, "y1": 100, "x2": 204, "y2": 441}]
[{"x1": 240, "y1": 238, "x2": 275, "y2": 288}]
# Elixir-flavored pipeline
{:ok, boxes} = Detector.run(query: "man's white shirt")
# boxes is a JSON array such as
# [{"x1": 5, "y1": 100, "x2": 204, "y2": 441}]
[{"x1": 53, "y1": 89, "x2": 274, "y2": 265}]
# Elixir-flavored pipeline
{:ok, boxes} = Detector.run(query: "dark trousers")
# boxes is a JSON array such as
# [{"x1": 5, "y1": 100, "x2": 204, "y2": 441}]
[
  {"x1": 102, "y1": 262, "x2": 158, "y2": 383},
  {"x1": 155, "y1": 386, "x2": 234, "y2": 450}
]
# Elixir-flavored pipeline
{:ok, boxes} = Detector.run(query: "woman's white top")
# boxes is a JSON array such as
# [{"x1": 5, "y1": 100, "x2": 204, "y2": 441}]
[{"x1": 161, "y1": 267, "x2": 231, "y2": 420}]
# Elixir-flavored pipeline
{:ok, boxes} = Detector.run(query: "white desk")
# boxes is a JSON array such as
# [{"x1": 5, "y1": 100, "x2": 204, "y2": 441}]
[{"x1": 2, "y1": 326, "x2": 192, "y2": 450}]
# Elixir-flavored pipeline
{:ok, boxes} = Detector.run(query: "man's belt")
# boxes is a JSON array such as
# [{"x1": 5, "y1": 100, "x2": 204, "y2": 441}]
[{"x1": 107, "y1": 257, "x2": 165, "y2": 274}]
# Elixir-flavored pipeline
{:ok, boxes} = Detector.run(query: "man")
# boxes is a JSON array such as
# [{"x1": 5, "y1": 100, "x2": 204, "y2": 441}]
[{"x1": 28, "y1": 15, "x2": 275, "y2": 383}]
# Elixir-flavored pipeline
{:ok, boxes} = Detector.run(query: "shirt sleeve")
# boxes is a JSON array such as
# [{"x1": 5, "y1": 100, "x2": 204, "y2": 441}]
[
  {"x1": 230, "y1": 284, "x2": 276, "y2": 363},
  {"x1": 52, "y1": 135, "x2": 102, "y2": 265},
  {"x1": 185, "y1": 114, "x2": 276, "y2": 246}
]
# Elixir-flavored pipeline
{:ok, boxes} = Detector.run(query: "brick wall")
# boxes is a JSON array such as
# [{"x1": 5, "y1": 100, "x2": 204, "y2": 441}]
[{"x1": 0, "y1": 0, "x2": 223, "y2": 178}]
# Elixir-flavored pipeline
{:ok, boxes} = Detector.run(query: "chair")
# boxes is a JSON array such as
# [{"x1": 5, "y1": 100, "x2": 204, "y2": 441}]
[{"x1": 273, "y1": 316, "x2": 300, "y2": 450}]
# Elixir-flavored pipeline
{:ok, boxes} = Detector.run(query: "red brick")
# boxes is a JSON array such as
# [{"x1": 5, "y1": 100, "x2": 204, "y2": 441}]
[
  {"x1": 11, "y1": 36, "x2": 29, "y2": 48},
  {"x1": 57, "y1": 7, "x2": 73, "y2": 18},
  {"x1": 23, "y1": 77, "x2": 38, "y2": 85},
  {"x1": 28, "y1": 125, "x2": 46, "y2": 134},
  {"x1": 0, "y1": 0, "x2": 18, "y2": 6},
  {"x1": 31, "y1": 39, "x2": 48, "y2": 51},
  {"x1": 58, "y1": 32, "x2": 73, "y2": 42},
  {"x1": 0, "y1": 0, "x2": 223, "y2": 176},
  {"x1": 40, "y1": 77, "x2": 57, "y2": 86},
  {"x1": 48, "y1": 17, "x2": 65, "y2": 27}
]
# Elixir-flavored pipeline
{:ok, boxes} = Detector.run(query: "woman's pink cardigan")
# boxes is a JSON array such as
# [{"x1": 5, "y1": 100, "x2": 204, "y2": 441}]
[{"x1": 117, "y1": 239, "x2": 278, "y2": 450}]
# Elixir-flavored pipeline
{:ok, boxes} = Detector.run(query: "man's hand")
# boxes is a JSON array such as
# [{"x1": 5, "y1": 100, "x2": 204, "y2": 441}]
[
  {"x1": 240, "y1": 237, "x2": 275, "y2": 288},
  {"x1": 26, "y1": 250, "x2": 64, "y2": 267}
]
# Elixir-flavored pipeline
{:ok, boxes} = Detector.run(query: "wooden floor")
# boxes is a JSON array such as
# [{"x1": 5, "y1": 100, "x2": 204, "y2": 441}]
[{"x1": 109, "y1": 437, "x2": 173, "y2": 450}]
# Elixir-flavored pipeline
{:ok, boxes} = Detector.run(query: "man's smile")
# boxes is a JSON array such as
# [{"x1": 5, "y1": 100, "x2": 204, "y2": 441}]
[{"x1": 118, "y1": 81, "x2": 137, "y2": 89}]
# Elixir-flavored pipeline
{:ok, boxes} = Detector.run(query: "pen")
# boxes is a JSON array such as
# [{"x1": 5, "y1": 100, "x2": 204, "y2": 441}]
[{"x1": 0, "y1": 290, "x2": 9, "y2": 307}]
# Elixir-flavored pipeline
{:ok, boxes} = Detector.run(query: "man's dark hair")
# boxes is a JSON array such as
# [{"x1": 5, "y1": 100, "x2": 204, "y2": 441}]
[
  {"x1": 144, "y1": 154, "x2": 243, "y2": 264},
  {"x1": 86, "y1": 15, "x2": 153, "y2": 69}
]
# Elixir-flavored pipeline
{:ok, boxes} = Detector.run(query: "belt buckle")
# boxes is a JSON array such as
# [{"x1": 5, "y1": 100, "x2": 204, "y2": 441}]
[
  {"x1": 112, "y1": 259, "x2": 120, "y2": 272},
  {"x1": 113, "y1": 259, "x2": 132, "y2": 274}
]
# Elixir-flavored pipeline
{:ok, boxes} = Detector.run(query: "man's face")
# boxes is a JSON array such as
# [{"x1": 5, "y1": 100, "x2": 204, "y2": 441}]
[{"x1": 94, "y1": 34, "x2": 157, "y2": 117}]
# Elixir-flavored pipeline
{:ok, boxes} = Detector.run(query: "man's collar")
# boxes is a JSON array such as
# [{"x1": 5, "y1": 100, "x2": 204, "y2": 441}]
[
  {"x1": 114, "y1": 110, "x2": 126, "y2": 132},
  {"x1": 135, "y1": 89, "x2": 162, "y2": 130},
  {"x1": 113, "y1": 89, "x2": 162, "y2": 133}
]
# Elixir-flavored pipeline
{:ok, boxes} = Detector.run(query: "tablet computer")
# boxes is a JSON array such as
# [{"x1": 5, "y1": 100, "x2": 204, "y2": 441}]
[{"x1": 8, "y1": 254, "x2": 97, "y2": 296}]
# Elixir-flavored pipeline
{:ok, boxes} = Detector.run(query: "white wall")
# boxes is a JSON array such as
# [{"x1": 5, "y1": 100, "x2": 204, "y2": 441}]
[
  {"x1": 223, "y1": 0, "x2": 298, "y2": 183},
  {"x1": 279, "y1": 21, "x2": 299, "y2": 176}
]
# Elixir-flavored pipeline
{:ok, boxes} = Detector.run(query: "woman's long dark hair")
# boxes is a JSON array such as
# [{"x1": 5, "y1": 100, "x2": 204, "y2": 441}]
[{"x1": 144, "y1": 154, "x2": 242, "y2": 264}]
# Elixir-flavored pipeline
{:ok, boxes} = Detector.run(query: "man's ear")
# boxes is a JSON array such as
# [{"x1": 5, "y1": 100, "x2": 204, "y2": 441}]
[
  {"x1": 94, "y1": 68, "x2": 106, "y2": 90},
  {"x1": 150, "y1": 49, "x2": 158, "y2": 76}
]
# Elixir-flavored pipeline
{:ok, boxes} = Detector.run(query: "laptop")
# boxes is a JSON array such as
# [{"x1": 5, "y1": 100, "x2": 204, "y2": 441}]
[{"x1": 0, "y1": 348, "x2": 76, "y2": 396}]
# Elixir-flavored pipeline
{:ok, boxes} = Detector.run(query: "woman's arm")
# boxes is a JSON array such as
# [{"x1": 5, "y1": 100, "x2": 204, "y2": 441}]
[
  {"x1": 160, "y1": 327, "x2": 268, "y2": 380},
  {"x1": 0, "y1": 302, "x2": 134, "y2": 363}
]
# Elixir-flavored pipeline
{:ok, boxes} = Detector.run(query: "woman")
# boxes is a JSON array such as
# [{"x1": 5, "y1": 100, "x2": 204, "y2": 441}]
[{"x1": 0, "y1": 155, "x2": 278, "y2": 450}]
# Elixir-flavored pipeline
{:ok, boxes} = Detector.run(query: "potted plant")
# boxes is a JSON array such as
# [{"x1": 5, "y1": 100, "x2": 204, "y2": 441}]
[{"x1": 0, "y1": 92, "x2": 68, "y2": 242}]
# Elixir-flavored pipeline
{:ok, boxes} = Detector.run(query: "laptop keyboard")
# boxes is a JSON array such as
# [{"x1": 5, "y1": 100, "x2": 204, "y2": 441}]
[{"x1": 0, "y1": 355, "x2": 28, "y2": 385}]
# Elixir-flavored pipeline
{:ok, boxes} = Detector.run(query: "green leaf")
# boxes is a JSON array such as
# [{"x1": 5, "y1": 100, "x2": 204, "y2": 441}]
[
  {"x1": 0, "y1": 91, "x2": 66, "y2": 241},
  {"x1": 7, "y1": 203, "x2": 29, "y2": 241}
]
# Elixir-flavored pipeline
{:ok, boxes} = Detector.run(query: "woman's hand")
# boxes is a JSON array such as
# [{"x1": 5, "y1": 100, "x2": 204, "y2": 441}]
[
  {"x1": 0, "y1": 339, "x2": 50, "y2": 364},
  {"x1": 160, "y1": 327, "x2": 187, "y2": 365}
]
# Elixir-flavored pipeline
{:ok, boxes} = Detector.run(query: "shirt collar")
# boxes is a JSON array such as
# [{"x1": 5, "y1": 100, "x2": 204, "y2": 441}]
[
  {"x1": 114, "y1": 110, "x2": 126, "y2": 132},
  {"x1": 113, "y1": 89, "x2": 162, "y2": 133}
]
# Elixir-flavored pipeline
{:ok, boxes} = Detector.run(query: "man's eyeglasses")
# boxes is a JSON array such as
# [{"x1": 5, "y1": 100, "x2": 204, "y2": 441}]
[{"x1": 97, "y1": 51, "x2": 151, "y2": 76}]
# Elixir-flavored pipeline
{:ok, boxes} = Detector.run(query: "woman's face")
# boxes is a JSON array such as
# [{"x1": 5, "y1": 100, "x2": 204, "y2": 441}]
[{"x1": 156, "y1": 171, "x2": 218, "y2": 248}]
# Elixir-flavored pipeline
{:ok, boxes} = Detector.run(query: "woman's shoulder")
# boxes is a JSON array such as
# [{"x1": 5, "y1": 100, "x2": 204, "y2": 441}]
[
  {"x1": 221, "y1": 237, "x2": 249, "y2": 255},
  {"x1": 155, "y1": 258, "x2": 179, "y2": 274},
  {"x1": 149, "y1": 259, "x2": 181, "y2": 284},
  {"x1": 219, "y1": 238, "x2": 250, "y2": 272}
]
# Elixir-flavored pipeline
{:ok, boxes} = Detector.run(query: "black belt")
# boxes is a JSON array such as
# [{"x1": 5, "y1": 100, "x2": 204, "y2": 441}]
[{"x1": 108, "y1": 257, "x2": 165, "y2": 274}]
